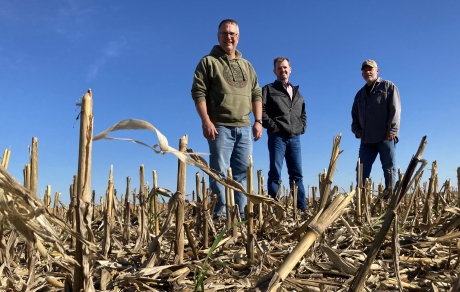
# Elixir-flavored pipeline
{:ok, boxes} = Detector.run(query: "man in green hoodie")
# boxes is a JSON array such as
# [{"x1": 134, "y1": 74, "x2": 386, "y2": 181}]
[{"x1": 191, "y1": 19, "x2": 262, "y2": 219}]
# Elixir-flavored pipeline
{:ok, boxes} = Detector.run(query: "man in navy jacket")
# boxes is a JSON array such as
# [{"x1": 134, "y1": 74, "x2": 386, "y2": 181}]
[{"x1": 351, "y1": 59, "x2": 401, "y2": 195}]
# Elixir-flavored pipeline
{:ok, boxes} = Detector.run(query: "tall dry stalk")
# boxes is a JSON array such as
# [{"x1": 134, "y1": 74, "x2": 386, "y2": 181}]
[
  {"x1": 73, "y1": 89, "x2": 95, "y2": 292},
  {"x1": 153, "y1": 170, "x2": 160, "y2": 236},
  {"x1": 137, "y1": 166, "x2": 149, "y2": 249},
  {"x1": 175, "y1": 135, "x2": 187, "y2": 264},
  {"x1": 70, "y1": 174, "x2": 78, "y2": 248},
  {"x1": 246, "y1": 155, "x2": 254, "y2": 264},
  {"x1": 30, "y1": 137, "x2": 38, "y2": 198},
  {"x1": 202, "y1": 177, "x2": 209, "y2": 249},
  {"x1": 356, "y1": 158, "x2": 363, "y2": 223},
  {"x1": 102, "y1": 167, "x2": 114, "y2": 257},
  {"x1": 123, "y1": 176, "x2": 131, "y2": 244},
  {"x1": 363, "y1": 178, "x2": 372, "y2": 225},
  {"x1": 195, "y1": 172, "x2": 202, "y2": 235},
  {"x1": 225, "y1": 168, "x2": 232, "y2": 229},
  {"x1": 257, "y1": 169, "x2": 263, "y2": 227},
  {"x1": 291, "y1": 181, "x2": 297, "y2": 220},
  {"x1": 134, "y1": 166, "x2": 148, "y2": 251},
  {"x1": 132, "y1": 187, "x2": 137, "y2": 217},
  {"x1": 25, "y1": 137, "x2": 39, "y2": 286}
]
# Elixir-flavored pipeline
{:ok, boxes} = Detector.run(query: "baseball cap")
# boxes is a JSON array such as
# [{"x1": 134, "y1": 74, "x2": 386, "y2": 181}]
[{"x1": 361, "y1": 59, "x2": 378, "y2": 70}]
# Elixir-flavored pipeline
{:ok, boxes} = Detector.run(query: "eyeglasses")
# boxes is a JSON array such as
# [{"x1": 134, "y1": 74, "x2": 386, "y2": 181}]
[{"x1": 218, "y1": 32, "x2": 239, "y2": 38}]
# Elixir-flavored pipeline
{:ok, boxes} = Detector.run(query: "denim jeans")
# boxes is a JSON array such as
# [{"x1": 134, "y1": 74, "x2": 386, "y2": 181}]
[
  {"x1": 208, "y1": 125, "x2": 252, "y2": 219},
  {"x1": 267, "y1": 131, "x2": 306, "y2": 211},
  {"x1": 357, "y1": 139, "x2": 397, "y2": 190}
]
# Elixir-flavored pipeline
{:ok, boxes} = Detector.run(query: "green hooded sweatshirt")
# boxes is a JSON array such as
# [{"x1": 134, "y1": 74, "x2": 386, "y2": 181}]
[{"x1": 191, "y1": 45, "x2": 262, "y2": 127}]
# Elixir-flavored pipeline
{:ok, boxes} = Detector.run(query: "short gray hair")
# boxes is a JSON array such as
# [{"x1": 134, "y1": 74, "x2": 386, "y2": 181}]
[{"x1": 218, "y1": 19, "x2": 239, "y2": 33}]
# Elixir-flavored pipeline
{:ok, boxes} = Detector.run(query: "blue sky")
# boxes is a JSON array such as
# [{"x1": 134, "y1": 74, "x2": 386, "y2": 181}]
[{"x1": 1, "y1": 1, "x2": 459, "y2": 205}]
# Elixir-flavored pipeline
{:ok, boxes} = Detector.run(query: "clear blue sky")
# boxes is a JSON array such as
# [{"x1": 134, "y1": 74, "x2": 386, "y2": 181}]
[{"x1": 1, "y1": 1, "x2": 459, "y2": 205}]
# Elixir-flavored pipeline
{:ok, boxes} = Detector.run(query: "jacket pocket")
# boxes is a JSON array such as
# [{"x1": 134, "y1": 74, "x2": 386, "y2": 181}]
[{"x1": 374, "y1": 90, "x2": 386, "y2": 104}]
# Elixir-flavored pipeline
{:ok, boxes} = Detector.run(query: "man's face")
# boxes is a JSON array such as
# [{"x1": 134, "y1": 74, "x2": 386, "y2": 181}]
[
  {"x1": 218, "y1": 22, "x2": 239, "y2": 55},
  {"x1": 274, "y1": 60, "x2": 291, "y2": 82},
  {"x1": 362, "y1": 66, "x2": 379, "y2": 84}
]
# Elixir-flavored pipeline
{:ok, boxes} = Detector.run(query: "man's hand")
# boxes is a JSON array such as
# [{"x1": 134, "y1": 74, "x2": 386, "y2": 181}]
[
  {"x1": 386, "y1": 133, "x2": 395, "y2": 141},
  {"x1": 273, "y1": 126, "x2": 280, "y2": 133},
  {"x1": 202, "y1": 120, "x2": 218, "y2": 140},
  {"x1": 253, "y1": 122, "x2": 262, "y2": 141},
  {"x1": 355, "y1": 130, "x2": 361, "y2": 138}
]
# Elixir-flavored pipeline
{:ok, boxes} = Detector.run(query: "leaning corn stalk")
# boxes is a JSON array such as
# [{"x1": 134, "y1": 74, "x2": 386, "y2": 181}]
[
  {"x1": 318, "y1": 133, "x2": 343, "y2": 211},
  {"x1": 256, "y1": 190, "x2": 355, "y2": 292},
  {"x1": 92, "y1": 119, "x2": 285, "y2": 210},
  {"x1": 349, "y1": 136, "x2": 428, "y2": 292}
]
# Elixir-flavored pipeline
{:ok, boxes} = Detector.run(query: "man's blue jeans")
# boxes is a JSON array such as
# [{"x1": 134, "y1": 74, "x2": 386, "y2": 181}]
[
  {"x1": 357, "y1": 139, "x2": 397, "y2": 190},
  {"x1": 267, "y1": 131, "x2": 307, "y2": 211},
  {"x1": 208, "y1": 125, "x2": 252, "y2": 219}
]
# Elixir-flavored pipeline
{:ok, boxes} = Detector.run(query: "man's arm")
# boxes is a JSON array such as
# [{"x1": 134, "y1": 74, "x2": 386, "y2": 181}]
[
  {"x1": 351, "y1": 93, "x2": 362, "y2": 139},
  {"x1": 195, "y1": 101, "x2": 218, "y2": 141},
  {"x1": 386, "y1": 83, "x2": 401, "y2": 141},
  {"x1": 252, "y1": 101, "x2": 262, "y2": 141},
  {"x1": 301, "y1": 99, "x2": 307, "y2": 134},
  {"x1": 261, "y1": 85, "x2": 279, "y2": 132},
  {"x1": 249, "y1": 64, "x2": 263, "y2": 141},
  {"x1": 192, "y1": 58, "x2": 218, "y2": 140}
]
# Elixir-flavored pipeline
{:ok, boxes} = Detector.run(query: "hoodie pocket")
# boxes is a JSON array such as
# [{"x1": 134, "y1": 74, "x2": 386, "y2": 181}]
[{"x1": 215, "y1": 93, "x2": 251, "y2": 121}]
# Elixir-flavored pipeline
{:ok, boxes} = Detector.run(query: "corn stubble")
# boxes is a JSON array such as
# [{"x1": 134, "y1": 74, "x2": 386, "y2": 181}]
[{"x1": 1, "y1": 93, "x2": 460, "y2": 291}]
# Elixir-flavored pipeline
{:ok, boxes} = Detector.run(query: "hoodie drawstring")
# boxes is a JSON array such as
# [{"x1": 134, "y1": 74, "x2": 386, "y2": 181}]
[{"x1": 235, "y1": 60, "x2": 246, "y2": 81}]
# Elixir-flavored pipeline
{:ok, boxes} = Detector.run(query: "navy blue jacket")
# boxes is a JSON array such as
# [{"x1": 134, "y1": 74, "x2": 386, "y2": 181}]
[{"x1": 351, "y1": 77, "x2": 401, "y2": 143}]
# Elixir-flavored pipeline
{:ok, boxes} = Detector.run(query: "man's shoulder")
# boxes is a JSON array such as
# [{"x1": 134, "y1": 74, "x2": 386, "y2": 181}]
[
  {"x1": 236, "y1": 56, "x2": 255, "y2": 68},
  {"x1": 262, "y1": 81, "x2": 275, "y2": 88},
  {"x1": 199, "y1": 54, "x2": 218, "y2": 63},
  {"x1": 262, "y1": 81, "x2": 281, "y2": 91},
  {"x1": 378, "y1": 78, "x2": 397, "y2": 87},
  {"x1": 376, "y1": 79, "x2": 398, "y2": 93}
]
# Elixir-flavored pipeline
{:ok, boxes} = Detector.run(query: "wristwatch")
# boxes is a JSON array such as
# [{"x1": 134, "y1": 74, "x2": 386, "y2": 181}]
[{"x1": 255, "y1": 119, "x2": 262, "y2": 125}]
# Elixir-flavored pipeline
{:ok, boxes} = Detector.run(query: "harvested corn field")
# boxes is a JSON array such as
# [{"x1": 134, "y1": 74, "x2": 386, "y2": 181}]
[{"x1": 0, "y1": 92, "x2": 459, "y2": 292}]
